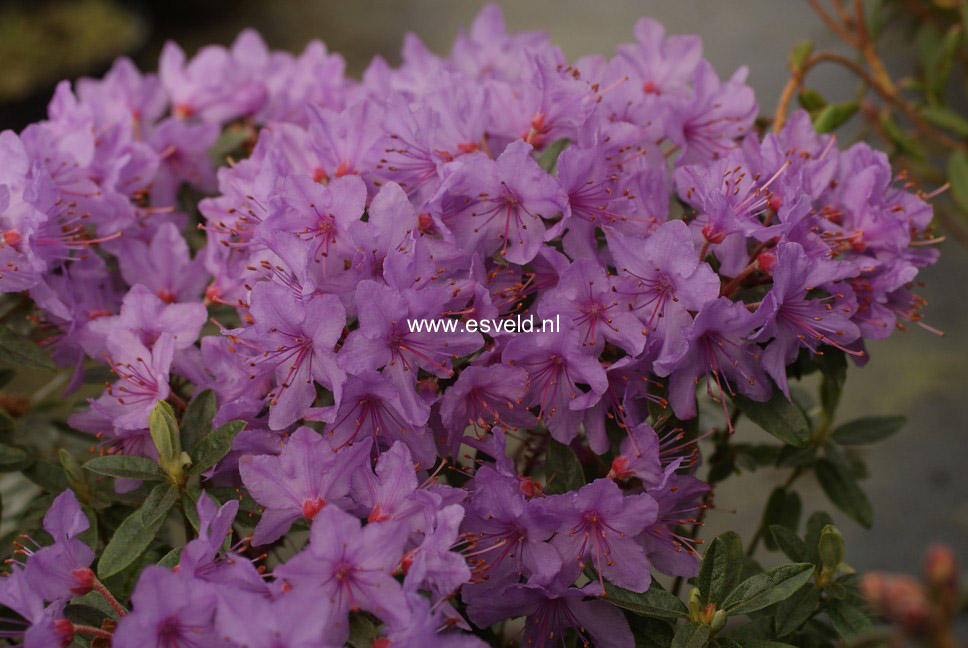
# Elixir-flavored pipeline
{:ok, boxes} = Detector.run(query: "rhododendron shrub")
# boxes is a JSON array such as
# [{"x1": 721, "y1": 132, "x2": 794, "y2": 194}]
[{"x1": 0, "y1": 5, "x2": 943, "y2": 647}]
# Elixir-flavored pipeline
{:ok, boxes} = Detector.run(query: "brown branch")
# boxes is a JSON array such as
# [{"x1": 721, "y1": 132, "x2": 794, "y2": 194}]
[{"x1": 807, "y1": 0, "x2": 860, "y2": 47}]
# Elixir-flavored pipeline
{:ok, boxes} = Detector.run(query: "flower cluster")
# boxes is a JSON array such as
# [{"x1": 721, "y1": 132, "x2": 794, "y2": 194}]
[{"x1": 0, "y1": 5, "x2": 939, "y2": 647}]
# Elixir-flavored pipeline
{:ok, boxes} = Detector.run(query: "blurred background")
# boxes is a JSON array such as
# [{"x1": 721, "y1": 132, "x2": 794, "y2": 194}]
[{"x1": 0, "y1": 0, "x2": 964, "y2": 573}]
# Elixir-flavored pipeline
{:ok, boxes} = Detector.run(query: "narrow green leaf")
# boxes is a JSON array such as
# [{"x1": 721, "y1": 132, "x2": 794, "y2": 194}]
[
  {"x1": 947, "y1": 151, "x2": 968, "y2": 213},
  {"x1": 815, "y1": 459, "x2": 873, "y2": 528},
  {"x1": 157, "y1": 547, "x2": 183, "y2": 570},
  {"x1": 788, "y1": 40, "x2": 813, "y2": 72},
  {"x1": 189, "y1": 420, "x2": 245, "y2": 476},
  {"x1": 768, "y1": 526, "x2": 810, "y2": 564},
  {"x1": 544, "y1": 439, "x2": 585, "y2": 494},
  {"x1": 761, "y1": 489, "x2": 801, "y2": 551},
  {"x1": 347, "y1": 614, "x2": 380, "y2": 648},
  {"x1": 831, "y1": 416, "x2": 905, "y2": 445},
  {"x1": 698, "y1": 531, "x2": 745, "y2": 606},
  {"x1": 180, "y1": 389, "x2": 216, "y2": 454},
  {"x1": 181, "y1": 488, "x2": 201, "y2": 533},
  {"x1": 774, "y1": 584, "x2": 820, "y2": 636},
  {"x1": 601, "y1": 578, "x2": 690, "y2": 620},
  {"x1": 0, "y1": 443, "x2": 33, "y2": 471},
  {"x1": 671, "y1": 621, "x2": 710, "y2": 648},
  {"x1": 812, "y1": 102, "x2": 857, "y2": 134},
  {"x1": 98, "y1": 484, "x2": 176, "y2": 579},
  {"x1": 537, "y1": 138, "x2": 570, "y2": 174},
  {"x1": 84, "y1": 455, "x2": 165, "y2": 481},
  {"x1": 716, "y1": 639, "x2": 798, "y2": 648},
  {"x1": 141, "y1": 483, "x2": 179, "y2": 527},
  {"x1": 149, "y1": 401, "x2": 181, "y2": 467},
  {"x1": 825, "y1": 600, "x2": 872, "y2": 639},
  {"x1": 0, "y1": 326, "x2": 54, "y2": 370},
  {"x1": 628, "y1": 614, "x2": 675, "y2": 648},
  {"x1": 0, "y1": 410, "x2": 15, "y2": 438},
  {"x1": 815, "y1": 349, "x2": 846, "y2": 421},
  {"x1": 734, "y1": 393, "x2": 810, "y2": 448},
  {"x1": 722, "y1": 563, "x2": 816, "y2": 615},
  {"x1": 922, "y1": 105, "x2": 968, "y2": 138},
  {"x1": 818, "y1": 525, "x2": 846, "y2": 570},
  {"x1": 804, "y1": 512, "x2": 834, "y2": 566}
]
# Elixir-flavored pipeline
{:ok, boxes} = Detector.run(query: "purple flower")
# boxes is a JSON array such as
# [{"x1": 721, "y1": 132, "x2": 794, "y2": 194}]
[
  {"x1": 503, "y1": 328, "x2": 608, "y2": 444},
  {"x1": 608, "y1": 220, "x2": 720, "y2": 365},
  {"x1": 543, "y1": 478, "x2": 657, "y2": 592},
  {"x1": 114, "y1": 222, "x2": 208, "y2": 303},
  {"x1": 177, "y1": 492, "x2": 266, "y2": 594},
  {"x1": 273, "y1": 505, "x2": 410, "y2": 639},
  {"x1": 112, "y1": 566, "x2": 228, "y2": 648},
  {"x1": 22, "y1": 491, "x2": 94, "y2": 602},
  {"x1": 325, "y1": 370, "x2": 435, "y2": 465},
  {"x1": 430, "y1": 139, "x2": 567, "y2": 265},
  {"x1": 214, "y1": 588, "x2": 338, "y2": 648},
  {"x1": 467, "y1": 578, "x2": 633, "y2": 648},
  {"x1": 640, "y1": 474, "x2": 710, "y2": 578},
  {"x1": 239, "y1": 427, "x2": 371, "y2": 545},
  {"x1": 69, "y1": 330, "x2": 173, "y2": 431},
  {"x1": 538, "y1": 258, "x2": 647, "y2": 355},
  {"x1": 438, "y1": 364, "x2": 537, "y2": 452},
  {"x1": 751, "y1": 241, "x2": 861, "y2": 397},
  {"x1": 655, "y1": 296, "x2": 771, "y2": 421},
  {"x1": 461, "y1": 466, "x2": 561, "y2": 591},
  {"x1": 236, "y1": 282, "x2": 347, "y2": 430}
]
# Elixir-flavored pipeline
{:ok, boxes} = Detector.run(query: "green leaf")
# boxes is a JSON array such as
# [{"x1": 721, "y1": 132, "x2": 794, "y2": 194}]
[
  {"x1": 188, "y1": 420, "x2": 245, "y2": 476},
  {"x1": 768, "y1": 525, "x2": 810, "y2": 564},
  {"x1": 98, "y1": 484, "x2": 176, "y2": 579},
  {"x1": 0, "y1": 326, "x2": 54, "y2": 370},
  {"x1": 815, "y1": 349, "x2": 846, "y2": 422},
  {"x1": 0, "y1": 443, "x2": 32, "y2": 471},
  {"x1": 628, "y1": 614, "x2": 676, "y2": 648},
  {"x1": 831, "y1": 416, "x2": 905, "y2": 445},
  {"x1": 922, "y1": 105, "x2": 968, "y2": 138},
  {"x1": 814, "y1": 459, "x2": 873, "y2": 528},
  {"x1": 698, "y1": 531, "x2": 745, "y2": 606},
  {"x1": 22, "y1": 459, "x2": 70, "y2": 491},
  {"x1": 544, "y1": 439, "x2": 585, "y2": 494},
  {"x1": 774, "y1": 584, "x2": 820, "y2": 636},
  {"x1": 947, "y1": 151, "x2": 968, "y2": 213},
  {"x1": 141, "y1": 483, "x2": 179, "y2": 527},
  {"x1": 818, "y1": 525, "x2": 845, "y2": 570},
  {"x1": 671, "y1": 621, "x2": 710, "y2": 648},
  {"x1": 181, "y1": 488, "x2": 201, "y2": 534},
  {"x1": 825, "y1": 600, "x2": 872, "y2": 639},
  {"x1": 149, "y1": 401, "x2": 181, "y2": 468},
  {"x1": 734, "y1": 393, "x2": 810, "y2": 448},
  {"x1": 716, "y1": 639, "x2": 797, "y2": 648},
  {"x1": 0, "y1": 409, "x2": 15, "y2": 438},
  {"x1": 880, "y1": 110, "x2": 925, "y2": 159},
  {"x1": 722, "y1": 563, "x2": 816, "y2": 615},
  {"x1": 537, "y1": 138, "x2": 570, "y2": 174},
  {"x1": 804, "y1": 512, "x2": 834, "y2": 566},
  {"x1": 347, "y1": 614, "x2": 380, "y2": 648},
  {"x1": 157, "y1": 547, "x2": 183, "y2": 569},
  {"x1": 601, "y1": 578, "x2": 690, "y2": 620},
  {"x1": 797, "y1": 88, "x2": 827, "y2": 112},
  {"x1": 788, "y1": 40, "x2": 813, "y2": 72},
  {"x1": 761, "y1": 488, "x2": 801, "y2": 551},
  {"x1": 180, "y1": 389, "x2": 216, "y2": 454},
  {"x1": 812, "y1": 102, "x2": 857, "y2": 134},
  {"x1": 84, "y1": 455, "x2": 165, "y2": 481}
]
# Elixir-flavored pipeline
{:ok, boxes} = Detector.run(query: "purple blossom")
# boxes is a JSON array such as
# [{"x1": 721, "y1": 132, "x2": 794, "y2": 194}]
[
  {"x1": 273, "y1": 505, "x2": 410, "y2": 640},
  {"x1": 543, "y1": 478, "x2": 658, "y2": 592},
  {"x1": 239, "y1": 427, "x2": 371, "y2": 545}
]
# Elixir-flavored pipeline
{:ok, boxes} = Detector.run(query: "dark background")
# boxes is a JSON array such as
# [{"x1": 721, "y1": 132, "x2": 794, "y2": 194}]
[{"x1": 1, "y1": 0, "x2": 965, "y2": 574}]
